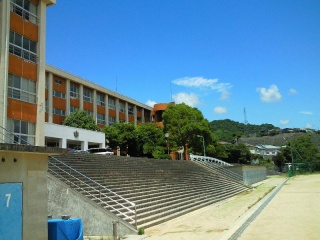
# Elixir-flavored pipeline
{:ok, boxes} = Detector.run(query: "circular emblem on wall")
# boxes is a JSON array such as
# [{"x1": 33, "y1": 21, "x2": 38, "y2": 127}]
[{"x1": 74, "y1": 131, "x2": 79, "y2": 138}]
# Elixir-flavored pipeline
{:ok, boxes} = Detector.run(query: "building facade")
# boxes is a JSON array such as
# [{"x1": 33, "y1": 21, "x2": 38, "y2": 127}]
[{"x1": 0, "y1": 0, "x2": 152, "y2": 148}]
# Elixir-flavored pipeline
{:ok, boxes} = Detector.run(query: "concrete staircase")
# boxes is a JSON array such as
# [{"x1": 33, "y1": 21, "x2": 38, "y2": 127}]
[{"x1": 48, "y1": 153, "x2": 248, "y2": 229}]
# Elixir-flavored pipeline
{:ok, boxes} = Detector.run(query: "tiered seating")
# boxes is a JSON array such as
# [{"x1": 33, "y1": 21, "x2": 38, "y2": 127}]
[{"x1": 48, "y1": 153, "x2": 248, "y2": 229}]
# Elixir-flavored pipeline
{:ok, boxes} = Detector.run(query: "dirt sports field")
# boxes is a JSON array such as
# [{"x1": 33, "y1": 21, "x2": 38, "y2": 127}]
[{"x1": 122, "y1": 174, "x2": 320, "y2": 240}]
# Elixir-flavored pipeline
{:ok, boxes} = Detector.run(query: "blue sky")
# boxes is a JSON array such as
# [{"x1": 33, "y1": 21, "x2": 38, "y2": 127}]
[{"x1": 46, "y1": 0, "x2": 320, "y2": 129}]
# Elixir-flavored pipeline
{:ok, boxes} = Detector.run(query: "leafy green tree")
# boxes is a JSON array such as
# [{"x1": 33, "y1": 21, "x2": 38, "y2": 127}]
[
  {"x1": 289, "y1": 136, "x2": 319, "y2": 162},
  {"x1": 222, "y1": 143, "x2": 252, "y2": 164},
  {"x1": 134, "y1": 122, "x2": 166, "y2": 158},
  {"x1": 162, "y1": 103, "x2": 216, "y2": 156},
  {"x1": 63, "y1": 110, "x2": 99, "y2": 131},
  {"x1": 103, "y1": 123, "x2": 136, "y2": 155}
]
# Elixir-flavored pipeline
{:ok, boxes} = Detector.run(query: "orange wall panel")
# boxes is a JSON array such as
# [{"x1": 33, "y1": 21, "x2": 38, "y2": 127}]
[
  {"x1": 45, "y1": 113, "x2": 48, "y2": 122},
  {"x1": 23, "y1": 20, "x2": 38, "y2": 42},
  {"x1": 23, "y1": 60, "x2": 37, "y2": 80},
  {"x1": 8, "y1": 54, "x2": 23, "y2": 76},
  {"x1": 52, "y1": 97, "x2": 66, "y2": 110},
  {"x1": 128, "y1": 115, "x2": 134, "y2": 122},
  {"x1": 97, "y1": 105, "x2": 105, "y2": 115},
  {"x1": 52, "y1": 76, "x2": 66, "y2": 92},
  {"x1": 70, "y1": 98, "x2": 80, "y2": 107},
  {"x1": 10, "y1": 13, "x2": 23, "y2": 36},
  {"x1": 10, "y1": 13, "x2": 38, "y2": 42},
  {"x1": 108, "y1": 109, "x2": 116, "y2": 118},
  {"x1": 53, "y1": 115, "x2": 65, "y2": 125},
  {"x1": 119, "y1": 112, "x2": 125, "y2": 119},
  {"x1": 7, "y1": 99, "x2": 37, "y2": 123},
  {"x1": 83, "y1": 102, "x2": 93, "y2": 112},
  {"x1": 8, "y1": 54, "x2": 37, "y2": 81}
]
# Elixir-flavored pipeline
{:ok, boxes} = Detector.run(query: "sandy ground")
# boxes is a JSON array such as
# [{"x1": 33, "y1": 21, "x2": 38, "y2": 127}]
[
  {"x1": 237, "y1": 174, "x2": 320, "y2": 240},
  {"x1": 88, "y1": 174, "x2": 320, "y2": 240}
]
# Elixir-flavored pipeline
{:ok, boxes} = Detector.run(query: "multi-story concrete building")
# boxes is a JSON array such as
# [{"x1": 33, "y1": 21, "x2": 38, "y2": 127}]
[{"x1": 0, "y1": 0, "x2": 152, "y2": 149}]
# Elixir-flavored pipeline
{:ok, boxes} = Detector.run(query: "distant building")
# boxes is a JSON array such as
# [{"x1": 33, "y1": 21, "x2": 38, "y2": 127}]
[
  {"x1": 151, "y1": 102, "x2": 174, "y2": 127},
  {"x1": 247, "y1": 144, "x2": 281, "y2": 159}
]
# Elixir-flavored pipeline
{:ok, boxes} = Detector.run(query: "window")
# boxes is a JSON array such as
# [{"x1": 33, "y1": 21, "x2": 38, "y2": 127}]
[
  {"x1": 97, "y1": 94, "x2": 105, "y2": 106},
  {"x1": 53, "y1": 108, "x2": 65, "y2": 116},
  {"x1": 7, "y1": 118, "x2": 35, "y2": 145},
  {"x1": 83, "y1": 88, "x2": 93, "y2": 102},
  {"x1": 119, "y1": 102, "x2": 125, "y2": 113},
  {"x1": 108, "y1": 98, "x2": 115, "y2": 110},
  {"x1": 45, "y1": 100, "x2": 48, "y2": 113},
  {"x1": 70, "y1": 83, "x2": 79, "y2": 99},
  {"x1": 8, "y1": 73, "x2": 36, "y2": 104},
  {"x1": 55, "y1": 79, "x2": 62, "y2": 85},
  {"x1": 108, "y1": 116, "x2": 116, "y2": 126},
  {"x1": 10, "y1": 0, "x2": 38, "y2": 24},
  {"x1": 53, "y1": 90, "x2": 65, "y2": 99},
  {"x1": 45, "y1": 75, "x2": 49, "y2": 89},
  {"x1": 128, "y1": 105, "x2": 134, "y2": 115},
  {"x1": 85, "y1": 110, "x2": 93, "y2": 116},
  {"x1": 9, "y1": 31, "x2": 37, "y2": 63},
  {"x1": 70, "y1": 106, "x2": 79, "y2": 113},
  {"x1": 97, "y1": 113, "x2": 105, "y2": 125}
]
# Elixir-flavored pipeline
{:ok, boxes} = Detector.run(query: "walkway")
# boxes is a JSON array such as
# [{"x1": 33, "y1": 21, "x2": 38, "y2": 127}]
[{"x1": 122, "y1": 174, "x2": 320, "y2": 240}]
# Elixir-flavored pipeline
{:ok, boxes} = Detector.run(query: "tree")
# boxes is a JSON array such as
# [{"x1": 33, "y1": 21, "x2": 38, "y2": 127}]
[
  {"x1": 63, "y1": 110, "x2": 99, "y2": 131},
  {"x1": 162, "y1": 103, "x2": 216, "y2": 156},
  {"x1": 286, "y1": 136, "x2": 320, "y2": 170},
  {"x1": 222, "y1": 143, "x2": 252, "y2": 164},
  {"x1": 134, "y1": 122, "x2": 167, "y2": 158},
  {"x1": 102, "y1": 123, "x2": 136, "y2": 156}
]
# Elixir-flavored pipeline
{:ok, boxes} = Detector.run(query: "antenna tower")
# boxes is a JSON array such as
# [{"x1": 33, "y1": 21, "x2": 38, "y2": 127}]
[{"x1": 244, "y1": 108, "x2": 248, "y2": 135}]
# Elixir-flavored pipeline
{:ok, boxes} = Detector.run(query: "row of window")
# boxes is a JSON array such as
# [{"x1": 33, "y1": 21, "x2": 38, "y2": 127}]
[
  {"x1": 11, "y1": 0, "x2": 38, "y2": 24},
  {"x1": 47, "y1": 79, "x2": 141, "y2": 115},
  {"x1": 50, "y1": 91, "x2": 134, "y2": 115},
  {"x1": 6, "y1": 118, "x2": 35, "y2": 145},
  {"x1": 9, "y1": 31, "x2": 37, "y2": 63},
  {"x1": 8, "y1": 73, "x2": 36, "y2": 104}
]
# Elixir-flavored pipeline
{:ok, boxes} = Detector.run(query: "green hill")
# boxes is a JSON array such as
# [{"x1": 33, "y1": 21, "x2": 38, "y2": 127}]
[
  {"x1": 210, "y1": 119, "x2": 320, "y2": 149},
  {"x1": 210, "y1": 119, "x2": 278, "y2": 143}
]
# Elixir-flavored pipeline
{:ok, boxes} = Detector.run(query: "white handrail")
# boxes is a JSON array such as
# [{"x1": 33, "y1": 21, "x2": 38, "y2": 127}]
[
  {"x1": 49, "y1": 156, "x2": 137, "y2": 227},
  {"x1": 189, "y1": 154, "x2": 233, "y2": 166}
]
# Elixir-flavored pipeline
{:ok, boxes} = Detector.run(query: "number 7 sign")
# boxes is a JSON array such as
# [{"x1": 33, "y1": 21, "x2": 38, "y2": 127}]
[{"x1": 0, "y1": 183, "x2": 22, "y2": 240}]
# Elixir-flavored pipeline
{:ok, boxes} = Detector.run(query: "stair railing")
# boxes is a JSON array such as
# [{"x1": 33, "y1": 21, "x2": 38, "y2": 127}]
[
  {"x1": 0, "y1": 125, "x2": 31, "y2": 145},
  {"x1": 189, "y1": 154, "x2": 243, "y2": 183},
  {"x1": 48, "y1": 156, "x2": 137, "y2": 228}
]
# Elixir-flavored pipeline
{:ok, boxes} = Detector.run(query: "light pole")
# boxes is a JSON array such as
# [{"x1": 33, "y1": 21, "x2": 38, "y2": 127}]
[
  {"x1": 284, "y1": 137, "x2": 294, "y2": 176},
  {"x1": 197, "y1": 135, "x2": 206, "y2": 156}
]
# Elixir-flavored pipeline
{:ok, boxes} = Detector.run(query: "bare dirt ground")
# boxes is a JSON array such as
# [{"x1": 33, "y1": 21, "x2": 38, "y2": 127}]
[
  {"x1": 91, "y1": 174, "x2": 320, "y2": 240},
  {"x1": 237, "y1": 174, "x2": 320, "y2": 240}
]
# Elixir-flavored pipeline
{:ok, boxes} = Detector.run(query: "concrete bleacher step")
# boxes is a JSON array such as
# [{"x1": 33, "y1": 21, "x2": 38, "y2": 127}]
[
  {"x1": 49, "y1": 154, "x2": 249, "y2": 229},
  {"x1": 136, "y1": 188, "x2": 246, "y2": 229}
]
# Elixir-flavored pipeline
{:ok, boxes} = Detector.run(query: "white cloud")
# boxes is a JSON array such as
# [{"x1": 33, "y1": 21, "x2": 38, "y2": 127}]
[
  {"x1": 289, "y1": 88, "x2": 297, "y2": 95},
  {"x1": 256, "y1": 85, "x2": 282, "y2": 103},
  {"x1": 220, "y1": 91, "x2": 230, "y2": 100},
  {"x1": 299, "y1": 111, "x2": 313, "y2": 115},
  {"x1": 305, "y1": 123, "x2": 313, "y2": 129},
  {"x1": 172, "y1": 92, "x2": 200, "y2": 107},
  {"x1": 172, "y1": 77, "x2": 232, "y2": 100},
  {"x1": 280, "y1": 120, "x2": 290, "y2": 125},
  {"x1": 145, "y1": 100, "x2": 157, "y2": 107},
  {"x1": 214, "y1": 106, "x2": 227, "y2": 114}
]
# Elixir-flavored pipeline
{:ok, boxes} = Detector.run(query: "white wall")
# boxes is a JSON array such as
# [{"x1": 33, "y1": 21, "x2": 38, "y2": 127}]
[{"x1": 44, "y1": 123, "x2": 105, "y2": 150}]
